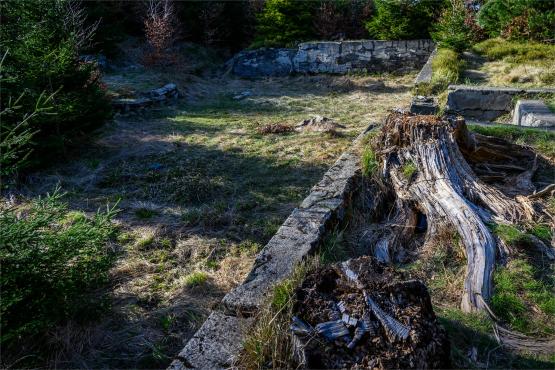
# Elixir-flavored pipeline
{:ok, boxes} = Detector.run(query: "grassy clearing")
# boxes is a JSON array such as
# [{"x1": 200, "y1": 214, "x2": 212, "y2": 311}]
[
  {"x1": 470, "y1": 38, "x2": 555, "y2": 87},
  {"x1": 468, "y1": 124, "x2": 555, "y2": 159},
  {"x1": 8, "y1": 73, "x2": 413, "y2": 368},
  {"x1": 415, "y1": 48, "x2": 464, "y2": 95}
]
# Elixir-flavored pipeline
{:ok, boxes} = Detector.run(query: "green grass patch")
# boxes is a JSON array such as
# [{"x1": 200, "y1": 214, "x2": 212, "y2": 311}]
[
  {"x1": 473, "y1": 38, "x2": 555, "y2": 64},
  {"x1": 491, "y1": 223, "x2": 530, "y2": 245},
  {"x1": 183, "y1": 271, "x2": 208, "y2": 288},
  {"x1": 468, "y1": 124, "x2": 555, "y2": 159},
  {"x1": 361, "y1": 147, "x2": 378, "y2": 178},
  {"x1": 492, "y1": 259, "x2": 554, "y2": 335}
]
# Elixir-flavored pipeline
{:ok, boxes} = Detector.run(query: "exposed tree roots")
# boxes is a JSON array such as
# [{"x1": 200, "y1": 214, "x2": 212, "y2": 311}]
[{"x1": 372, "y1": 113, "x2": 553, "y2": 313}]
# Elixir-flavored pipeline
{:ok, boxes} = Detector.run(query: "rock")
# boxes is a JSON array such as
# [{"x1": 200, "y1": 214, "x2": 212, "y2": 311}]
[
  {"x1": 175, "y1": 311, "x2": 254, "y2": 369},
  {"x1": 410, "y1": 96, "x2": 438, "y2": 115},
  {"x1": 364, "y1": 81, "x2": 386, "y2": 91},
  {"x1": 295, "y1": 116, "x2": 346, "y2": 133},
  {"x1": 512, "y1": 100, "x2": 555, "y2": 128},
  {"x1": 112, "y1": 83, "x2": 180, "y2": 113},
  {"x1": 291, "y1": 257, "x2": 451, "y2": 369}
]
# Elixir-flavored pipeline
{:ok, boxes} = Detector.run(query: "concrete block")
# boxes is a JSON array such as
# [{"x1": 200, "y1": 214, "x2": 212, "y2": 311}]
[
  {"x1": 176, "y1": 312, "x2": 254, "y2": 369},
  {"x1": 513, "y1": 100, "x2": 555, "y2": 128}
]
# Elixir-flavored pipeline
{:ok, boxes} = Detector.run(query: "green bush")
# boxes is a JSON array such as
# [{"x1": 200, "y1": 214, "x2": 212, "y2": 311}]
[
  {"x1": 0, "y1": 0, "x2": 112, "y2": 174},
  {"x1": 0, "y1": 190, "x2": 118, "y2": 344},
  {"x1": 365, "y1": 0, "x2": 446, "y2": 40},
  {"x1": 431, "y1": 0, "x2": 484, "y2": 52},
  {"x1": 252, "y1": 0, "x2": 317, "y2": 48},
  {"x1": 477, "y1": 0, "x2": 555, "y2": 40}
]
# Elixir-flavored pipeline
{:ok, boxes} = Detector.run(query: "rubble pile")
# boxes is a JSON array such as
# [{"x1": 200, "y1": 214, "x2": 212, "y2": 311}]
[{"x1": 291, "y1": 257, "x2": 450, "y2": 369}]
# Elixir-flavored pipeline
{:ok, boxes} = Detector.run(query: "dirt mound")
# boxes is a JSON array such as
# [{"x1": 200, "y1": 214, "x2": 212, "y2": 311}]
[{"x1": 291, "y1": 256, "x2": 450, "y2": 369}]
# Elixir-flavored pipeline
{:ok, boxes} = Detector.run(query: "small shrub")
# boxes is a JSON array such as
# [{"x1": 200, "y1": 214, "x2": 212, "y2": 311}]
[
  {"x1": 184, "y1": 271, "x2": 208, "y2": 287},
  {"x1": 431, "y1": 0, "x2": 484, "y2": 52},
  {"x1": 365, "y1": 0, "x2": 445, "y2": 40},
  {"x1": 472, "y1": 38, "x2": 555, "y2": 64},
  {"x1": 257, "y1": 123, "x2": 294, "y2": 134},
  {"x1": 143, "y1": 0, "x2": 178, "y2": 66},
  {"x1": 361, "y1": 147, "x2": 378, "y2": 178},
  {"x1": 0, "y1": 0, "x2": 112, "y2": 173},
  {"x1": 135, "y1": 207, "x2": 157, "y2": 219},
  {"x1": 0, "y1": 190, "x2": 118, "y2": 344}
]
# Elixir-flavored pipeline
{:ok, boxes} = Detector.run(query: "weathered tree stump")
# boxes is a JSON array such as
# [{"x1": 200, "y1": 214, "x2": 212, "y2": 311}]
[{"x1": 373, "y1": 113, "x2": 551, "y2": 312}]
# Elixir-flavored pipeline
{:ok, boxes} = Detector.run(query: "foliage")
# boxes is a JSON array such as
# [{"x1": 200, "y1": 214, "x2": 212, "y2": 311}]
[
  {"x1": 431, "y1": 0, "x2": 485, "y2": 52},
  {"x1": 0, "y1": 190, "x2": 118, "y2": 344},
  {"x1": 365, "y1": 0, "x2": 446, "y2": 40},
  {"x1": 492, "y1": 259, "x2": 554, "y2": 335},
  {"x1": 252, "y1": 0, "x2": 317, "y2": 48},
  {"x1": 0, "y1": 0, "x2": 112, "y2": 173},
  {"x1": 477, "y1": 0, "x2": 555, "y2": 40}
]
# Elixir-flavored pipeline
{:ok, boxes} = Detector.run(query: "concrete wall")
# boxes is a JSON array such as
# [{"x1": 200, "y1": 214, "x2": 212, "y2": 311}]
[
  {"x1": 446, "y1": 85, "x2": 555, "y2": 121},
  {"x1": 230, "y1": 40, "x2": 435, "y2": 77}
]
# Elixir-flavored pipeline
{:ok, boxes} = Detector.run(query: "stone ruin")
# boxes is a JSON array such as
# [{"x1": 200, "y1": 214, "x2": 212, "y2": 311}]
[{"x1": 291, "y1": 257, "x2": 450, "y2": 369}]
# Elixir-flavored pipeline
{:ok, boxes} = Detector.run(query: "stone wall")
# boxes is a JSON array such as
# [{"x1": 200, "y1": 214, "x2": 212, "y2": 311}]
[{"x1": 230, "y1": 40, "x2": 435, "y2": 77}]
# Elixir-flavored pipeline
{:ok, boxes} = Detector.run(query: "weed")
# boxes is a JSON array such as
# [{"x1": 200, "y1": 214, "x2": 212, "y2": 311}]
[
  {"x1": 184, "y1": 271, "x2": 208, "y2": 288},
  {"x1": 361, "y1": 147, "x2": 378, "y2": 178},
  {"x1": 136, "y1": 233, "x2": 155, "y2": 249},
  {"x1": 416, "y1": 48, "x2": 464, "y2": 95},
  {"x1": 401, "y1": 161, "x2": 417, "y2": 180}
]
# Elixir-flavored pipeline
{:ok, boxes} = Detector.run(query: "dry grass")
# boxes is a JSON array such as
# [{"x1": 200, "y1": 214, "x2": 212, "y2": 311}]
[{"x1": 8, "y1": 71, "x2": 414, "y2": 368}]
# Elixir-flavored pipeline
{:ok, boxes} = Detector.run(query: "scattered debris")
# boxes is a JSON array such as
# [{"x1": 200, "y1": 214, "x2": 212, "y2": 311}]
[
  {"x1": 291, "y1": 256, "x2": 450, "y2": 369},
  {"x1": 364, "y1": 81, "x2": 386, "y2": 91},
  {"x1": 295, "y1": 115, "x2": 346, "y2": 133}
]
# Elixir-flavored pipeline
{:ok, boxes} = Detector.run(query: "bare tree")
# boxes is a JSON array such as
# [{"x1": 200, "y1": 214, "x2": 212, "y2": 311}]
[
  {"x1": 62, "y1": 0, "x2": 99, "y2": 52},
  {"x1": 143, "y1": 0, "x2": 177, "y2": 65}
]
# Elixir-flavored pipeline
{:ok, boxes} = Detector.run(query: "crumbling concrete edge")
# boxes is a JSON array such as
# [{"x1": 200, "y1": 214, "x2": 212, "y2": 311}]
[
  {"x1": 414, "y1": 47, "x2": 436, "y2": 85},
  {"x1": 169, "y1": 126, "x2": 374, "y2": 369}
]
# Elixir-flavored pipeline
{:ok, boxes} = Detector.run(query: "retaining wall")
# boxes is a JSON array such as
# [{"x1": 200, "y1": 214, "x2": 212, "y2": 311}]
[
  {"x1": 230, "y1": 40, "x2": 435, "y2": 77},
  {"x1": 169, "y1": 127, "x2": 371, "y2": 369}
]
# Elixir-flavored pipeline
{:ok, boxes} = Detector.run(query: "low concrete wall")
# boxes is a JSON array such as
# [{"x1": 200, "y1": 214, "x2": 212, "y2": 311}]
[
  {"x1": 230, "y1": 40, "x2": 435, "y2": 77},
  {"x1": 169, "y1": 127, "x2": 371, "y2": 369},
  {"x1": 446, "y1": 85, "x2": 555, "y2": 121}
]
